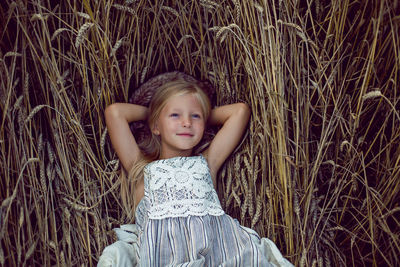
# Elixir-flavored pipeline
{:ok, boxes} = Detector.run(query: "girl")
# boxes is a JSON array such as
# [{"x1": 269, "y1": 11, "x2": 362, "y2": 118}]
[{"x1": 98, "y1": 74, "x2": 293, "y2": 267}]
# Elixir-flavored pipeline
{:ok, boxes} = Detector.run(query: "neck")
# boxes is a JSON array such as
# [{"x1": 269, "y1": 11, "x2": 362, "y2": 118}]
[{"x1": 159, "y1": 148, "x2": 193, "y2": 159}]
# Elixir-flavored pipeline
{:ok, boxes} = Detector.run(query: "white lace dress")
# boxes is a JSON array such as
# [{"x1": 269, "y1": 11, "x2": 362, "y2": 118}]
[{"x1": 98, "y1": 155, "x2": 293, "y2": 267}]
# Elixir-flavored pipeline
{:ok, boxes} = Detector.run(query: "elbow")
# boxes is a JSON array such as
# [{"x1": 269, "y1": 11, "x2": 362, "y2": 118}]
[
  {"x1": 237, "y1": 102, "x2": 251, "y2": 122},
  {"x1": 105, "y1": 103, "x2": 121, "y2": 121}
]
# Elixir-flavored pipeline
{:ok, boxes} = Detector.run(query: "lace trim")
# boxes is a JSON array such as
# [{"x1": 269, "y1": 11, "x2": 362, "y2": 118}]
[{"x1": 144, "y1": 156, "x2": 224, "y2": 219}]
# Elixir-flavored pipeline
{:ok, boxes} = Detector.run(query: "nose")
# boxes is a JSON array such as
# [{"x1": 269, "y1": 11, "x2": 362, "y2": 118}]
[{"x1": 182, "y1": 116, "x2": 192, "y2": 127}]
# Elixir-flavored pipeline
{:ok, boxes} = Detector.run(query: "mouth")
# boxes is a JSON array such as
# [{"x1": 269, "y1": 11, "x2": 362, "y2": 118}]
[{"x1": 176, "y1": 133, "x2": 194, "y2": 137}]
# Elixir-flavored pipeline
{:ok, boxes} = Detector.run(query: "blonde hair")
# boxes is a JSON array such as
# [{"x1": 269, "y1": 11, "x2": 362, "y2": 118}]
[{"x1": 121, "y1": 79, "x2": 211, "y2": 221}]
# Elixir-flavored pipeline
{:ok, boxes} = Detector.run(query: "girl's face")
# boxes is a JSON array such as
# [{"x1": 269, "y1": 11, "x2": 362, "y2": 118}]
[{"x1": 153, "y1": 93, "x2": 206, "y2": 159}]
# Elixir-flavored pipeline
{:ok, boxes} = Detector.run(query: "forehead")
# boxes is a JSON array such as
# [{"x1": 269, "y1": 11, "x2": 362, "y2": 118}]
[{"x1": 162, "y1": 93, "x2": 203, "y2": 111}]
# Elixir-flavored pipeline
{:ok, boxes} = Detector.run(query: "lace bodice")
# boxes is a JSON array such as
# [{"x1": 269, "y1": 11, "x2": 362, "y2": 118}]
[{"x1": 143, "y1": 155, "x2": 224, "y2": 219}]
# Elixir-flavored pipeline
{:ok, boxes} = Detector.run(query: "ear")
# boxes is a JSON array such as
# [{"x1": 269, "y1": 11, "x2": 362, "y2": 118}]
[{"x1": 151, "y1": 122, "x2": 160, "y2": 135}]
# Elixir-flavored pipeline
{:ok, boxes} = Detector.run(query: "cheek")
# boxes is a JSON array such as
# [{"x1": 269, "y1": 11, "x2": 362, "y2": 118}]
[
  {"x1": 159, "y1": 120, "x2": 177, "y2": 134},
  {"x1": 196, "y1": 122, "x2": 205, "y2": 133}
]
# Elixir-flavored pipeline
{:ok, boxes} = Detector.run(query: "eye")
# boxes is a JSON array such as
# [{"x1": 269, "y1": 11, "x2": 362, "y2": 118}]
[
  {"x1": 170, "y1": 113, "x2": 179, "y2": 118},
  {"x1": 192, "y1": 113, "x2": 201, "y2": 119}
]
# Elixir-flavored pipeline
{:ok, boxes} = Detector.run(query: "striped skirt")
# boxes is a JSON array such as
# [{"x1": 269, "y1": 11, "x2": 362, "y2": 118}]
[{"x1": 98, "y1": 200, "x2": 293, "y2": 267}]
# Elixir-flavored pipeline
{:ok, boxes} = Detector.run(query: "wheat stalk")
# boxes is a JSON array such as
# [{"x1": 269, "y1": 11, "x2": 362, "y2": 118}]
[
  {"x1": 51, "y1": 28, "x2": 70, "y2": 41},
  {"x1": 25, "y1": 105, "x2": 47, "y2": 123},
  {"x1": 75, "y1": 22, "x2": 94, "y2": 48},
  {"x1": 30, "y1": 13, "x2": 49, "y2": 22},
  {"x1": 2, "y1": 0, "x2": 399, "y2": 265},
  {"x1": 232, "y1": 0, "x2": 240, "y2": 22},
  {"x1": 161, "y1": 6, "x2": 179, "y2": 17},
  {"x1": 76, "y1": 12, "x2": 91, "y2": 20},
  {"x1": 199, "y1": 0, "x2": 220, "y2": 9},
  {"x1": 111, "y1": 37, "x2": 125, "y2": 57},
  {"x1": 113, "y1": 4, "x2": 136, "y2": 16}
]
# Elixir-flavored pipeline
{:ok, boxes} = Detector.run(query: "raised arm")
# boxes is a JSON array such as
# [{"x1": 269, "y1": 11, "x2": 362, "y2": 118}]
[
  {"x1": 105, "y1": 103, "x2": 148, "y2": 171},
  {"x1": 203, "y1": 102, "x2": 250, "y2": 180}
]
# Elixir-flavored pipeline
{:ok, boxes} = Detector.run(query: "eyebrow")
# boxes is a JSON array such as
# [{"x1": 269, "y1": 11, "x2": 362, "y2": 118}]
[{"x1": 169, "y1": 108, "x2": 202, "y2": 113}]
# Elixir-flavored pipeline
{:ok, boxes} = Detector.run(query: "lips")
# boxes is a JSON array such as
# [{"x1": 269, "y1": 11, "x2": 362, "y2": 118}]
[{"x1": 176, "y1": 133, "x2": 194, "y2": 137}]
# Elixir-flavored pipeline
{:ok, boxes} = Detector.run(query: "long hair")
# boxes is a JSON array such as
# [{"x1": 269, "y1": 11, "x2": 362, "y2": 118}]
[{"x1": 121, "y1": 79, "x2": 211, "y2": 221}]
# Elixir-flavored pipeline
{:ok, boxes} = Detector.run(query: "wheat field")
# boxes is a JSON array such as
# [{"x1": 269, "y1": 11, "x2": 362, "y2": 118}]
[{"x1": 1, "y1": 0, "x2": 399, "y2": 266}]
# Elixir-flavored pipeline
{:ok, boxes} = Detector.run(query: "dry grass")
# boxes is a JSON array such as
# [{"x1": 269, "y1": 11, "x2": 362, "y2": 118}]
[{"x1": 1, "y1": 0, "x2": 399, "y2": 266}]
